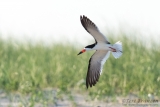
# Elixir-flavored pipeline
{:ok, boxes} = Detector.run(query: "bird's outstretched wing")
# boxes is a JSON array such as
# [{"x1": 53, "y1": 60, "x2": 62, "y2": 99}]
[
  {"x1": 86, "y1": 50, "x2": 110, "y2": 88},
  {"x1": 80, "y1": 15, "x2": 109, "y2": 43}
]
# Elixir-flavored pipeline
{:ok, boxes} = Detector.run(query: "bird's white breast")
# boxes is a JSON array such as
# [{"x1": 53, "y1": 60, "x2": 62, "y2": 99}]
[{"x1": 93, "y1": 43, "x2": 113, "y2": 51}]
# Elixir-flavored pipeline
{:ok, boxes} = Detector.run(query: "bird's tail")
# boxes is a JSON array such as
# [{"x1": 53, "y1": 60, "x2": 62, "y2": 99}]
[{"x1": 112, "y1": 41, "x2": 122, "y2": 59}]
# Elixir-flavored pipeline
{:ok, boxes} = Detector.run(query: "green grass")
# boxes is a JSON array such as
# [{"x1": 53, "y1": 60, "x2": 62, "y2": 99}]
[{"x1": 0, "y1": 34, "x2": 159, "y2": 102}]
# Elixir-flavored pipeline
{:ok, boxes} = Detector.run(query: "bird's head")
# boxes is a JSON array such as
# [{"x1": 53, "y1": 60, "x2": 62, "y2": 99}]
[{"x1": 77, "y1": 44, "x2": 95, "y2": 55}]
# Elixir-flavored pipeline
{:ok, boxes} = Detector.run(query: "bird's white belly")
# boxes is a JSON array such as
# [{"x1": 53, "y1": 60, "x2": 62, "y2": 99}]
[{"x1": 93, "y1": 43, "x2": 112, "y2": 50}]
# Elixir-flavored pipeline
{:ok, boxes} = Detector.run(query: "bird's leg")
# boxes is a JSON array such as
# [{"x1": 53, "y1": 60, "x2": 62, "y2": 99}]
[{"x1": 109, "y1": 47, "x2": 116, "y2": 52}]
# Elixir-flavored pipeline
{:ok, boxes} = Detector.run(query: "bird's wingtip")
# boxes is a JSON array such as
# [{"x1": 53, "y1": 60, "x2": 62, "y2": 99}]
[
  {"x1": 80, "y1": 15, "x2": 83, "y2": 21},
  {"x1": 86, "y1": 85, "x2": 88, "y2": 89},
  {"x1": 80, "y1": 15, "x2": 87, "y2": 19}
]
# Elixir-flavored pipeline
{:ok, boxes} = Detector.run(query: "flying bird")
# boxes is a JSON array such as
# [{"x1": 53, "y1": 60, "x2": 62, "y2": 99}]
[{"x1": 78, "y1": 15, "x2": 123, "y2": 88}]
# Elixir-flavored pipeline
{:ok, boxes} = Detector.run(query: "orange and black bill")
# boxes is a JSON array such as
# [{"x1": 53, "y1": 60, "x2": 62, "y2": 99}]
[{"x1": 77, "y1": 49, "x2": 86, "y2": 55}]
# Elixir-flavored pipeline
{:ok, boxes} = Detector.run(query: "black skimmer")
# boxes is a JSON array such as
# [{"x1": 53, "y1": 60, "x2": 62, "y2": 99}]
[{"x1": 78, "y1": 15, "x2": 123, "y2": 88}]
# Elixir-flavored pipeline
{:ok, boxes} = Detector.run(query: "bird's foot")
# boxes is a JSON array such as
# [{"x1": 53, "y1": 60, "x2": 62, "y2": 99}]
[{"x1": 109, "y1": 47, "x2": 116, "y2": 52}]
